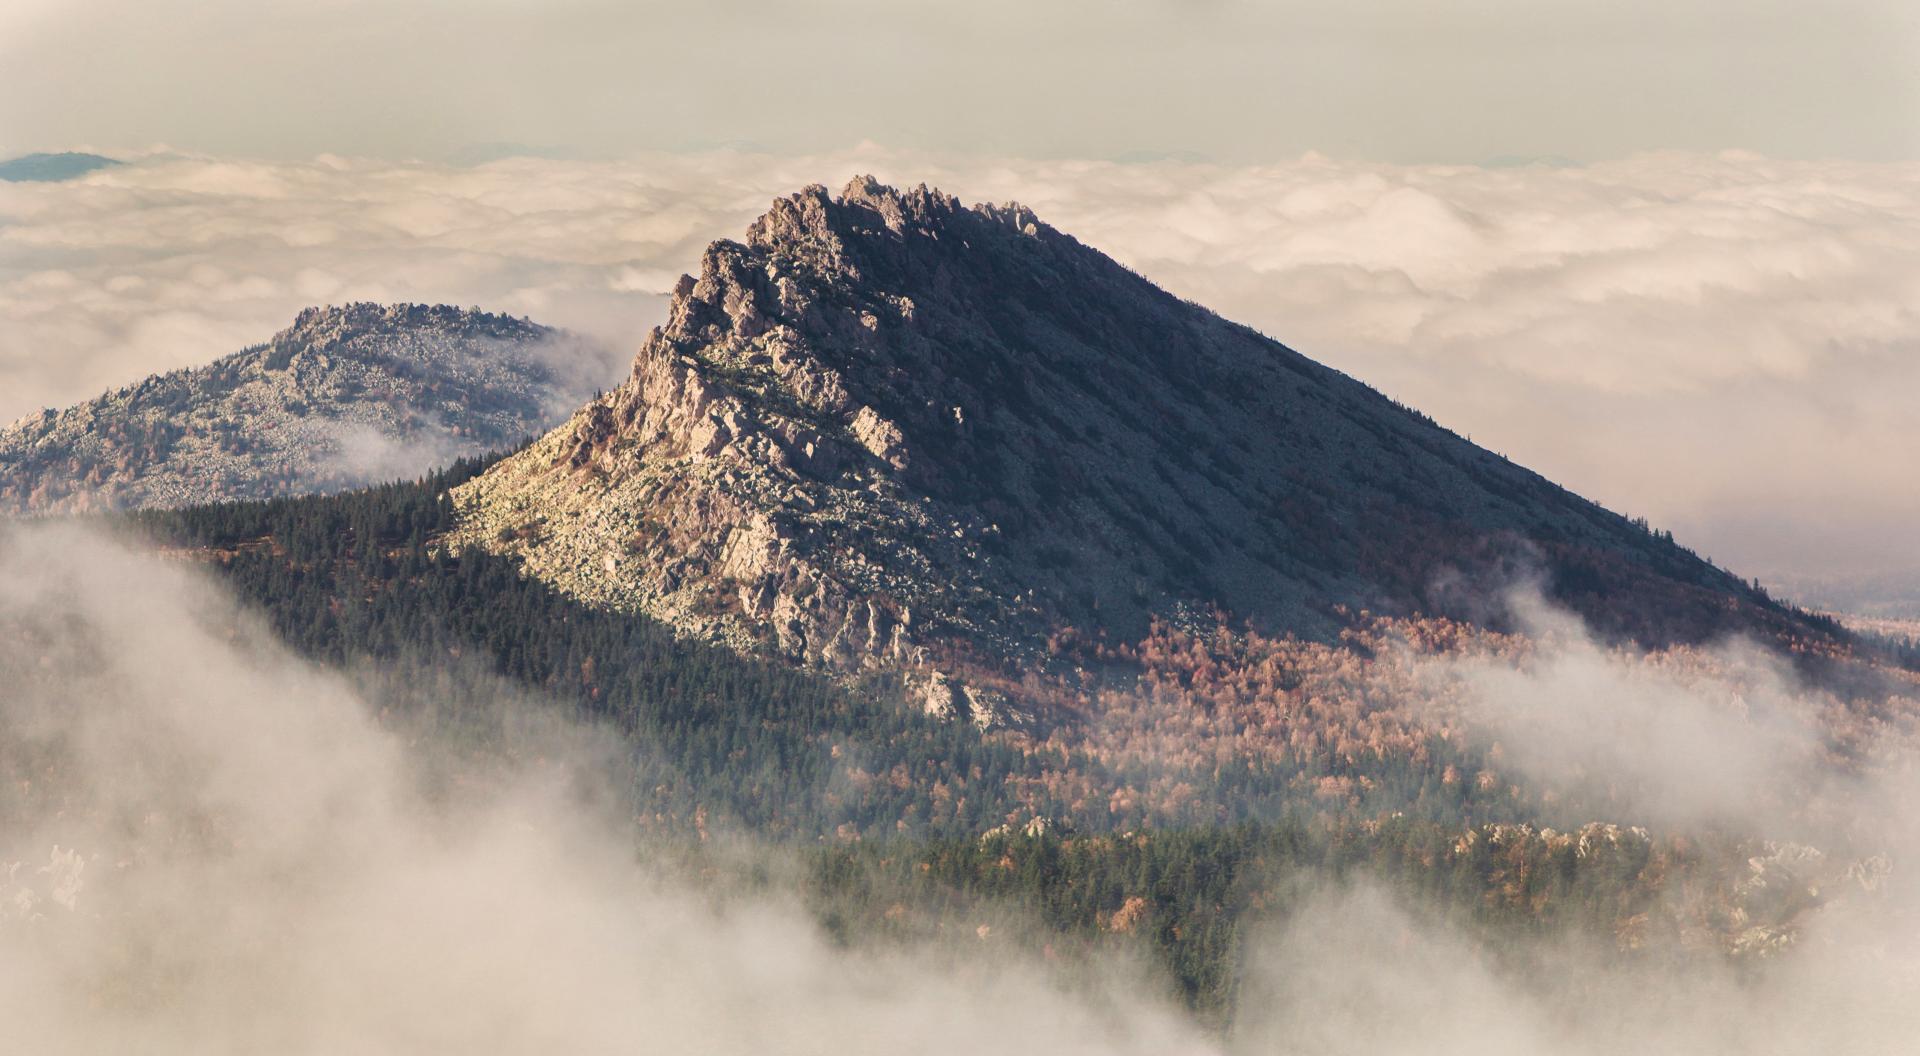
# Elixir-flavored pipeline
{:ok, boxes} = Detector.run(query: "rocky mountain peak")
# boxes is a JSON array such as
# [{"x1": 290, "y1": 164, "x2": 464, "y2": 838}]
[
  {"x1": 452, "y1": 178, "x2": 1803, "y2": 721},
  {"x1": 740, "y1": 176, "x2": 1042, "y2": 254}
]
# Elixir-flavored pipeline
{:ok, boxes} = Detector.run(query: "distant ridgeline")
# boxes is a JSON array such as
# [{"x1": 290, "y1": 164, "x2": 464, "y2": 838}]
[
  {"x1": 0, "y1": 151, "x2": 120, "y2": 182},
  {"x1": 0, "y1": 303, "x2": 609, "y2": 515}
]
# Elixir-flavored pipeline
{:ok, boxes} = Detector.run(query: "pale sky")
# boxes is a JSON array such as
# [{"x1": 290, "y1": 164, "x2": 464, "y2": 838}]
[{"x1": 3, "y1": 0, "x2": 1917, "y2": 164}]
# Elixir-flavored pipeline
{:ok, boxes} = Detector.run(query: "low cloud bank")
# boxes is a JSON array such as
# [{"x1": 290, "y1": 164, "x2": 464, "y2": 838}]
[
  {"x1": 1409, "y1": 583, "x2": 1920, "y2": 843},
  {"x1": 3, "y1": 527, "x2": 1920, "y2": 1051},
  {"x1": 3, "y1": 148, "x2": 1913, "y2": 586},
  {"x1": 1229, "y1": 586, "x2": 1920, "y2": 1056},
  {"x1": 1237, "y1": 874, "x2": 1920, "y2": 1056},
  {"x1": 1418, "y1": 587, "x2": 1836, "y2": 833},
  {"x1": 0, "y1": 525, "x2": 1217, "y2": 1054}
]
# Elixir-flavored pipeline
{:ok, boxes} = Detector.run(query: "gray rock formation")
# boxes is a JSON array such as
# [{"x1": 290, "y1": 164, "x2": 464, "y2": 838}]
[{"x1": 452, "y1": 177, "x2": 1802, "y2": 703}]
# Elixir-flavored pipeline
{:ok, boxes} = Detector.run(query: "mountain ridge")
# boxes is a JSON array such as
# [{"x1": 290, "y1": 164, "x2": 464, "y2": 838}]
[
  {"x1": 451, "y1": 176, "x2": 1823, "y2": 716},
  {"x1": 0, "y1": 151, "x2": 120, "y2": 182}
]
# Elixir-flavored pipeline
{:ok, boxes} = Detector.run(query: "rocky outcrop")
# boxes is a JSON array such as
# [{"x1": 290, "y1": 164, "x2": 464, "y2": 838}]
[
  {"x1": 0, "y1": 303, "x2": 614, "y2": 514},
  {"x1": 911, "y1": 671, "x2": 1033, "y2": 730},
  {"x1": 451, "y1": 176, "x2": 1806, "y2": 716},
  {"x1": 452, "y1": 183, "x2": 1053, "y2": 676}
]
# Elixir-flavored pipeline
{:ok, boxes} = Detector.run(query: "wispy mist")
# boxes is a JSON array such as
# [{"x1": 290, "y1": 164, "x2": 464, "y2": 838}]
[
  {"x1": 4, "y1": 522, "x2": 1920, "y2": 1050},
  {"x1": 1414, "y1": 587, "x2": 1836, "y2": 832},
  {"x1": 0, "y1": 524, "x2": 1221, "y2": 1054},
  {"x1": 1221, "y1": 585, "x2": 1920, "y2": 1055}
]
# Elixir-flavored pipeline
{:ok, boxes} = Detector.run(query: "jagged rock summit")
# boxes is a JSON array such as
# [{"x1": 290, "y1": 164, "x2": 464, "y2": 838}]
[
  {"x1": 453, "y1": 176, "x2": 1802, "y2": 707},
  {"x1": 1, "y1": 303, "x2": 612, "y2": 514}
]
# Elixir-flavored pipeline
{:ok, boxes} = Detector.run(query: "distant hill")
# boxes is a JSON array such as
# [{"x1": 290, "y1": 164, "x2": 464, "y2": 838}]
[
  {"x1": 0, "y1": 151, "x2": 120, "y2": 182},
  {"x1": 0, "y1": 303, "x2": 617, "y2": 514},
  {"x1": 453, "y1": 176, "x2": 1829, "y2": 716}
]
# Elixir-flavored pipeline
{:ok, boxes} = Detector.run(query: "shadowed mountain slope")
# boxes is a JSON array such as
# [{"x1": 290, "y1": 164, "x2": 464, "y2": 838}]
[{"x1": 453, "y1": 177, "x2": 1822, "y2": 703}]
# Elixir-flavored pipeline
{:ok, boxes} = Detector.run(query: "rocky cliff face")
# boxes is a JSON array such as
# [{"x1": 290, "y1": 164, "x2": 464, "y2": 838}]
[
  {"x1": 1, "y1": 303, "x2": 614, "y2": 514},
  {"x1": 452, "y1": 177, "x2": 1806, "y2": 713}
]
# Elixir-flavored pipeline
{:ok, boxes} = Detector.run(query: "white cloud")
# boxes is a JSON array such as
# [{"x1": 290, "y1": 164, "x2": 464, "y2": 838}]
[
  {"x1": 3, "y1": 482, "x2": 1918, "y2": 1053},
  {"x1": 2, "y1": 148, "x2": 1914, "y2": 585},
  {"x1": 1239, "y1": 591, "x2": 1920, "y2": 1056},
  {"x1": 1412, "y1": 587, "x2": 1838, "y2": 832},
  {"x1": 0, "y1": 523, "x2": 1219, "y2": 1054},
  {"x1": 1234, "y1": 875, "x2": 1920, "y2": 1056}
]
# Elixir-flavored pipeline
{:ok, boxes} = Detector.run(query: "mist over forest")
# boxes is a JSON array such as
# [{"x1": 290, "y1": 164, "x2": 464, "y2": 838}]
[{"x1": 3, "y1": 462, "x2": 1915, "y2": 1051}]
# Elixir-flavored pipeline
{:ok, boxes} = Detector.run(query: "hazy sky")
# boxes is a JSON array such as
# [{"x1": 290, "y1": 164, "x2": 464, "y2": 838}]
[{"x1": 4, "y1": 0, "x2": 1917, "y2": 164}]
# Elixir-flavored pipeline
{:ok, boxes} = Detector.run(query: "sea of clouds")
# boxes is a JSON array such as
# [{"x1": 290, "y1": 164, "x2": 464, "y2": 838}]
[{"x1": 2, "y1": 146, "x2": 1914, "y2": 591}]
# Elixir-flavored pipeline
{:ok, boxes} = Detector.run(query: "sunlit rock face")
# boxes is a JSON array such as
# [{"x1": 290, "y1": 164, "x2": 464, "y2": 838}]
[
  {"x1": 453, "y1": 176, "x2": 1814, "y2": 712},
  {"x1": 0, "y1": 303, "x2": 609, "y2": 514}
]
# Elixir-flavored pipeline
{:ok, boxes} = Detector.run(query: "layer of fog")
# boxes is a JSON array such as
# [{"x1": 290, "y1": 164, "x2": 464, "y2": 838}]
[
  {"x1": 1420, "y1": 587, "x2": 1838, "y2": 834},
  {"x1": 4, "y1": 525, "x2": 1920, "y2": 1051},
  {"x1": 1247, "y1": 585, "x2": 1920, "y2": 1055},
  {"x1": 0, "y1": 524, "x2": 1218, "y2": 1054},
  {"x1": 3, "y1": 148, "x2": 1914, "y2": 591},
  {"x1": 1239, "y1": 877, "x2": 1920, "y2": 1056}
]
